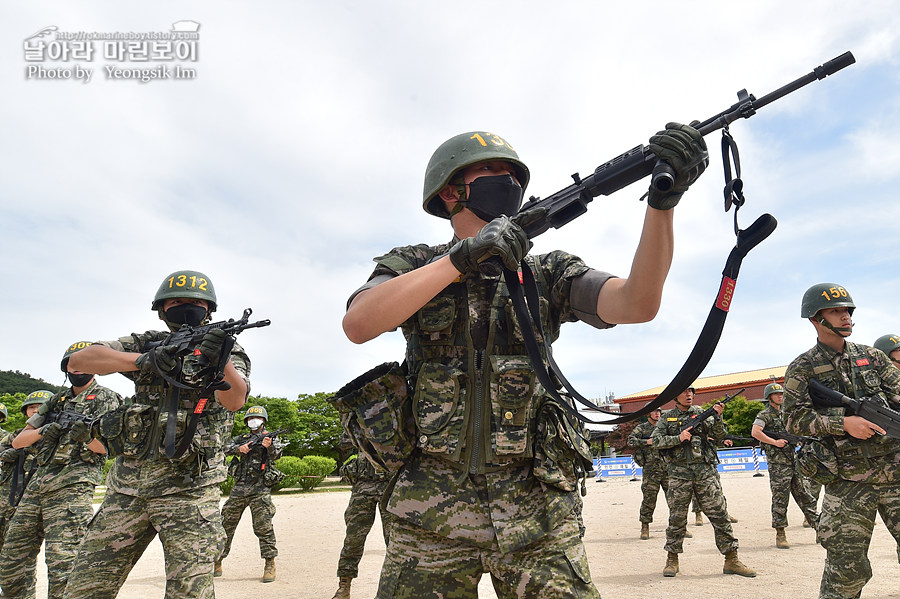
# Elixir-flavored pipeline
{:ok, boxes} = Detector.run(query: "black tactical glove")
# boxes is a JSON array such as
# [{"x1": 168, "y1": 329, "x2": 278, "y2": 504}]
[
  {"x1": 135, "y1": 345, "x2": 180, "y2": 377},
  {"x1": 198, "y1": 328, "x2": 229, "y2": 367},
  {"x1": 449, "y1": 215, "x2": 531, "y2": 274},
  {"x1": 69, "y1": 420, "x2": 92, "y2": 444},
  {"x1": 41, "y1": 422, "x2": 64, "y2": 444},
  {"x1": 0, "y1": 448, "x2": 19, "y2": 463},
  {"x1": 646, "y1": 121, "x2": 708, "y2": 210}
]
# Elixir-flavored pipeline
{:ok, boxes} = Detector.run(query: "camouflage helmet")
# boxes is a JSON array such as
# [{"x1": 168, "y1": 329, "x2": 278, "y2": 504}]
[
  {"x1": 422, "y1": 131, "x2": 530, "y2": 219},
  {"x1": 60, "y1": 341, "x2": 93, "y2": 372},
  {"x1": 152, "y1": 270, "x2": 217, "y2": 312},
  {"x1": 763, "y1": 382, "x2": 784, "y2": 399},
  {"x1": 874, "y1": 334, "x2": 900, "y2": 357},
  {"x1": 244, "y1": 405, "x2": 268, "y2": 423},
  {"x1": 800, "y1": 283, "x2": 855, "y2": 318},
  {"x1": 22, "y1": 390, "x2": 53, "y2": 415}
]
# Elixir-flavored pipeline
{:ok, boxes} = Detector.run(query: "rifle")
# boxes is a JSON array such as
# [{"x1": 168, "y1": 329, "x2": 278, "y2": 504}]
[
  {"x1": 243, "y1": 428, "x2": 290, "y2": 449},
  {"x1": 808, "y1": 379, "x2": 900, "y2": 439},
  {"x1": 144, "y1": 308, "x2": 270, "y2": 460},
  {"x1": 45, "y1": 409, "x2": 100, "y2": 431},
  {"x1": 680, "y1": 388, "x2": 746, "y2": 436},
  {"x1": 514, "y1": 52, "x2": 856, "y2": 238},
  {"x1": 762, "y1": 429, "x2": 817, "y2": 446},
  {"x1": 145, "y1": 308, "x2": 271, "y2": 392}
]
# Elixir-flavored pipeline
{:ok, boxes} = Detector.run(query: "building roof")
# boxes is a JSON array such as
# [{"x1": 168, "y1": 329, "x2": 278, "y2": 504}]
[{"x1": 619, "y1": 365, "x2": 788, "y2": 400}]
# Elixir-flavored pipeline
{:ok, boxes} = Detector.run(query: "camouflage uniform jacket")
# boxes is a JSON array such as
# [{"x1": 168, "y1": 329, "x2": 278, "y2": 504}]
[
  {"x1": 753, "y1": 405, "x2": 796, "y2": 466},
  {"x1": 651, "y1": 405, "x2": 726, "y2": 478},
  {"x1": 99, "y1": 332, "x2": 251, "y2": 497},
  {"x1": 783, "y1": 340, "x2": 900, "y2": 483},
  {"x1": 225, "y1": 430, "x2": 284, "y2": 497},
  {"x1": 364, "y1": 242, "x2": 615, "y2": 553},
  {"x1": 25, "y1": 380, "x2": 122, "y2": 494},
  {"x1": 0, "y1": 428, "x2": 39, "y2": 507},
  {"x1": 341, "y1": 454, "x2": 388, "y2": 496},
  {"x1": 627, "y1": 420, "x2": 666, "y2": 474}
]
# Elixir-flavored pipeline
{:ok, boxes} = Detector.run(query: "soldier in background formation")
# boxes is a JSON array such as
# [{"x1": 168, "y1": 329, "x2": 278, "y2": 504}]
[
  {"x1": 651, "y1": 388, "x2": 755, "y2": 578},
  {"x1": 751, "y1": 382, "x2": 819, "y2": 549},
  {"x1": 62, "y1": 270, "x2": 250, "y2": 599},
  {"x1": 332, "y1": 451, "x2": 396, "y2": 599},
  {"x1": 783, "y1": 284, "x2": 900, "y2": 599},
  {"x1": 216, "y1": 405, "x2": 284, "y2": 583},
  {"x1": 0, "y1": 344, "x2": 121, "y2": 599}
]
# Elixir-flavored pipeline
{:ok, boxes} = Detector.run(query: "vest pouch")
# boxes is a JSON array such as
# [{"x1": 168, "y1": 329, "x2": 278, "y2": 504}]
[
  {"x1": 533, "y1": 397, "x2": 593, "y2": 492},
  {"x1": 330, "y1": 362, "x2": 415, "y2": 474},
  {"x1": 417, "y1": 296, "x2": 457, "y2": 345},
  {"x1": 263, "y1": 463, "x2": 286, "y2": 488},
  {"x1": 488, "y1": 356, "x2": 535, "y2": 457},
  {"x1": 100, "y1": 404, "x2": 156, "y2": 459},
  {"x1": 412, "y1": 362, "x2": 466, "y2": 459}
]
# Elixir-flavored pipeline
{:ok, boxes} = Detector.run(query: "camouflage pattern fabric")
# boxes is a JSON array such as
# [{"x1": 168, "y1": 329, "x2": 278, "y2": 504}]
[
  {"x1": 61, "y1": 332, "x2": 250, "y2": 599},
  {"x1": 754, "y1": 405, "x2": 819, "y2": 528},
  {"x1": 376, "y1": 511, "x2": 599, "y2": 599},
  {"x1": 337, "y1": 456, "x2": 395, "y2": 578},
  {"x1": 782, "y1": 340, "x2": 900, "y2": 598},
  {"x1": 359, "y1": 245, "x2": 611, "y2": 593},
  {"x1": 0, "y1": 429, "x2": 38, "y2": 553},
  {"x1": 220, "y1": 493, "x2": 277, "y2": 559},
  {"x1": 651, "y1": 405, "x2": 738, "y2": 555},
  {"x1": 219, "y1": 429, "x2": 284, "y2": 560},
  {"x1": 0, "y1": 482, "x2": 94, "y2": 599},
  {"x1": 627, "y1": 420, "x2": 668, "y2": 523},
  {"x1": 61, "y1": 485, "x2": 224, "y2": 599},
  {"x1": 0, "y1": 381, "x2": 121, "y2": 599}
]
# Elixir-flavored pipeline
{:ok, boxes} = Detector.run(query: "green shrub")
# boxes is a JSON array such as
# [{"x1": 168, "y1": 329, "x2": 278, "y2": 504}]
[
  {"x1": 220, "y1": 476, "x2": 236, "y2": 496},
  {"x1": 275, "y1": 455, "x2": 336, "y2": 491}
]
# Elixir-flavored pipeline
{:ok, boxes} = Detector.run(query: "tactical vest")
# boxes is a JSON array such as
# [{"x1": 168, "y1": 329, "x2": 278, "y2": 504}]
[
  {"x1": 98, "y1": 332, "x2": 230, "y2": 469},
  {"x1": 400, "y1": 253, "x2": 554, "y2": 474}
]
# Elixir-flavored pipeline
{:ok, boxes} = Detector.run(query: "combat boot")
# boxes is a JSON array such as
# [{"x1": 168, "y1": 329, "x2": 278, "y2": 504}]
[
  {"x1": 262, "y1": 558, "x2": 276, "y2": 583},
  {"x1": 213, "y1": 561, "x2": 222, "y2": 577},
  {"x1": 803, "y1": 518, "x2": 812, "y2": 528},
  {"x1": 723, "y1": 550, "x2": 756, "y2": 577},
  {"x1": 332, "y1": 577, "x2": 352, "y2": 599},
  {"x1": 683, "y1": 527, "x2": 692, "y2": 538},
  {"x1": 776, "y1": 527, "x2": 790, "y2": 549},
  {"x1": 663, "y1": 552, "x2": 679, "y2": 577},
  {"x1": 728, "y1": 514, "x2": 739, "y2": 523},
  {"x1": 640, "y1": 522, "x2": 650, "y2": 540},
  {"x1": 695, "y1": 512, "x2": 703, "y2": 526}
]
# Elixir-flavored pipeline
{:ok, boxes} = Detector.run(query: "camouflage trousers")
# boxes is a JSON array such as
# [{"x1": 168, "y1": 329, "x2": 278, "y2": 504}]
[
  {"x1": 638, "y1": 468, "x2": 668, "y2": 524},
  {"x1": 767, "y1": 460, "x2": 818, "y2": 529},
  {"x1": 220, "y1": 491, "x2": 277, "y2": 560},
  {"x1": 337, "y1": 488, "x2": 395, "y2": 578},
  {"x1": 0, "y1": 503, "x2": 16, "y2": 553},
  {"x1": 61, "y1": 485, "x2": 224, "y2": 599},
  {"x1": 817, "y1": 479, "x2": 900, "y2": 599},
  {"x1": 664, "y1": 467, "x2": 738, "y2": 555},
  {"x1": 0, "y1": 483, "x2": 94, "y2": 599},
  {"x1": 376, "y1": 510, "x2": 600, "y2": 599}
]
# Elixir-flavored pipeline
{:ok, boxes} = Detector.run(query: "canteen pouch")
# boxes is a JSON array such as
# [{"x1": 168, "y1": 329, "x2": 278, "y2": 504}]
[
  {"x1": 532, "y1": 397, "x2": 594, "y2": 492},
  {"x1": 329, "y1": 361, "x2": 415, "y2": 474},
  {"x1": 99, "y1": 404, "x2": 156, "y2": 459},
  {"x1": 263, "y1": 464, "x2": 286, "y2": 488}
]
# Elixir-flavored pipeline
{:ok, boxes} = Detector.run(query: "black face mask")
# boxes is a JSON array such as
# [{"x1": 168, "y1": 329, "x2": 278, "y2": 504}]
[
  {"x1": 67, "y1": 372, "x2": 93, "y2": 387},
  {"x1": 165, "y1": 304, "x2": 208, "y2": 328},
  {"x1": 464, "y1": 174, "x2": 523, "y2": 221}
]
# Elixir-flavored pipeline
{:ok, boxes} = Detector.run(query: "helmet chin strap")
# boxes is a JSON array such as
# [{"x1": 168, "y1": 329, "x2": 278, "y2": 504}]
[{"x1": 817, "y1": 315, "x2": 853, "y2": 337}]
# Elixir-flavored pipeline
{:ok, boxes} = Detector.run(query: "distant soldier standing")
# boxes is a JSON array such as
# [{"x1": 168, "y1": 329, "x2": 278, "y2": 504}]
[
  {"x1": 651, "y1": 388, "x2": 755, "y2": 578},
  {"x1": 751, "y1": 382, "x2": 819, "y2": 548},
  {"x1": 0, "y1": 392, "x2": 49, "y2": 553},
  {"x1": 216, "y1": 405, "x2": 284, "y2": 583},
  {"x1": 627, "y1": 405, "x2": 677, "y2": 541},
  {"x1": 0, "y1": 344, "x2": 121, "y2": 599},
  {"x1": 782, "y1": 284, "x2": 900, "y2": 599},
  {"x1": 332, "y1": 453, "x2": 396, "y2": 599}
]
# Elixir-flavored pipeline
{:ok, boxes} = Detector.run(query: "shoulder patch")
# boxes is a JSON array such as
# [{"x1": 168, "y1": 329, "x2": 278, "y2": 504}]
[
  {"x1": 784, "y1": 378, "x2": 802, "y2": 391},
  {"x1": 378, "y1": 254, "x2": 415, "y2": 274}
]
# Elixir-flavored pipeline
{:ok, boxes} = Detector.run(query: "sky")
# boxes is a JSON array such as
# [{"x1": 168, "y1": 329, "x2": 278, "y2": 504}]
[{"x1": 2, "y1": 1, "x2": 899, "y2": 403}]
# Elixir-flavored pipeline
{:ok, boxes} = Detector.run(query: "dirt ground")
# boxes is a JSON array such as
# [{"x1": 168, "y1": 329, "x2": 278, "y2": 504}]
[{"x1": 30, "y1": 472, "x2": 899, "y2": 599}]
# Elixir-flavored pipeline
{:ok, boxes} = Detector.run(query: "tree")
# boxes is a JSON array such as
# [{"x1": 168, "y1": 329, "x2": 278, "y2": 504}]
[
  {"x1": 0, "y1": 393, "x2": 27, "y2": 432},
  {"x1": 293, "y1": 392, "x2": 342, "y2": 461},
  {"x1": 721, "y1": 396, "x2": 765, "y2": 439}
]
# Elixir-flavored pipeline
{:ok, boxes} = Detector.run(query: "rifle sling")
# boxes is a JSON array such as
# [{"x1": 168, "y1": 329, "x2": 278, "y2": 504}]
[
  {"x1": 504, "y1": 211, "x2": 775, "y2": 426},
  {"x1": 9, "y1": 450, "x2": 39, "y2": 508}
]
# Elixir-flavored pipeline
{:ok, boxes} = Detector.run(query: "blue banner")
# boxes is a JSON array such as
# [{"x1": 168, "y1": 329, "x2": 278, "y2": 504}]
[{"x1": 594, "y1": 447, "x2": 768, "y2": 478}]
